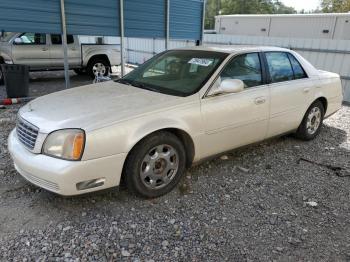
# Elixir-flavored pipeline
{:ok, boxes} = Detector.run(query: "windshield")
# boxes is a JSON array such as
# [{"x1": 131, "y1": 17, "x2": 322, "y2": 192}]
[{"x1": 117, "y1": 50, "x2": 228, "y2": 97}]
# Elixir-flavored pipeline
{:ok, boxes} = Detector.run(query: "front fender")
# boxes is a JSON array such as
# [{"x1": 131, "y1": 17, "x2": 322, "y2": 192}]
[{"x1": 82, "y1": 102, "x2": 202, "y2": 161}]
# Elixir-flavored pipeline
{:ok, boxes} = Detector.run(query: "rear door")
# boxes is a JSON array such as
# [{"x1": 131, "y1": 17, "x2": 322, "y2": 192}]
[
  {"x1": 49, "y1": 34, "x2": 80, "y2": 69},
  {"x1": 200, "y1": 52, "x2": 270, "y2": 158},
  {"x1": 11, "y1": 33, "x2": 50, "y2": 69},
  {"x1": 264, "y1": 52, "x2": 315, "y2": 137}
]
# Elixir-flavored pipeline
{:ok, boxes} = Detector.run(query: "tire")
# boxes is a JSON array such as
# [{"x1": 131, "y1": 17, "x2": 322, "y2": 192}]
[
  {"x1": 124, "y1": 131, "x2": 187, "y2": 198},
  {"x1": 74, "y1": 69, "x2": 85, "y2": 75},
  {"x1": 87, "y1": 58, "x2": 110, "y2": 79},
  {"x1": 295, "y1": 100, "x2": 325, "y2": 141}
]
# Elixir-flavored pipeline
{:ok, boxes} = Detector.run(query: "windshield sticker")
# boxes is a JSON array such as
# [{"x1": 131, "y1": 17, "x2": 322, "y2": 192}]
[{"x1": 188, "y1": 58, "x2": 214, "y2": 67}]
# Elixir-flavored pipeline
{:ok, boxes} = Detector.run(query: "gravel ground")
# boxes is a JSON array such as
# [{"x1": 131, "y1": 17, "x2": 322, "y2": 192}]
[{"x1": 0, "y1": 77, "x2": 349, "y2": 260}]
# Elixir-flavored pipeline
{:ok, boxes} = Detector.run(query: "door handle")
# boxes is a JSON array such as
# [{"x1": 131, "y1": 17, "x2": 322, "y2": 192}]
[
  {"x1": 303, "y1": 87, "x2": 311, "y2": 93},
  {"x1": 254, "y1": 97, "x2": 266, "y2": 105},
  {"x1": 42, "y1": 47, "x2": 48, "y2": 51}
]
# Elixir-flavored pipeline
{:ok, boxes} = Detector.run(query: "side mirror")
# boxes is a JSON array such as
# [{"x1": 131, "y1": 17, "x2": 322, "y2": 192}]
[
  {"x1": 14, "y1": 37, "x2": 23, "y2": 44},
  {"x1": 210, "y1": 79, "x2": 244, "y2": 96}
]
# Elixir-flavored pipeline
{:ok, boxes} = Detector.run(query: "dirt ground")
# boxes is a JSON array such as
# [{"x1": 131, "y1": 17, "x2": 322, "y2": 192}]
[{"x1": 0, "y1": 72, "x2": 349, "y2": 261}]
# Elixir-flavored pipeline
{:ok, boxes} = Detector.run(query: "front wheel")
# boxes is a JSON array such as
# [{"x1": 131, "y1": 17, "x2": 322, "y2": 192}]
[
  {"x1": 124, "y1": 131, "x2": 187, "y2": 198},
  {"x1": 295, "y1": 101, "x2": 325, "y2": 141}
]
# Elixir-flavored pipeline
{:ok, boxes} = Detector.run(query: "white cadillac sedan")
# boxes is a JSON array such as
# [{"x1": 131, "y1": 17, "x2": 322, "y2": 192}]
[{"x1": 8, "y1": 46, "x2": 343, "y2": 198}]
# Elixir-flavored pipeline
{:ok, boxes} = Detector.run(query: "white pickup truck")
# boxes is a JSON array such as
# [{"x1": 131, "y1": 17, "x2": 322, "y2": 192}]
[{"x1": 0, "y1": 33, "x2": 121, "y2": 84}]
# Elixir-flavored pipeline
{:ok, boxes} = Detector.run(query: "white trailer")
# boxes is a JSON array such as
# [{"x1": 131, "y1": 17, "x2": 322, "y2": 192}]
[{"x1": 215, "y1": 13, "x2": 350, "y2": 40}]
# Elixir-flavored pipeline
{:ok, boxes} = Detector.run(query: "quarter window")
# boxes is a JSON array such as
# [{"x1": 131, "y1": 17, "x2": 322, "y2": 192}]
[
  {"x1": 288, "y1": 54, "x2": 307, "y2": 80},
  {"x1": 220, "y1": 53, "x2": 263, "y2": 88},
  {"x1": 265, "y1": 52, "x2": 294, "y2": 83}
]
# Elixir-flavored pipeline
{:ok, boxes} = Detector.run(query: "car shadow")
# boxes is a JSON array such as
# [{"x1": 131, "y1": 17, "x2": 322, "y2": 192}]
[{"x1": 1, "y1": 111, "x2": 348, "y2": 233}]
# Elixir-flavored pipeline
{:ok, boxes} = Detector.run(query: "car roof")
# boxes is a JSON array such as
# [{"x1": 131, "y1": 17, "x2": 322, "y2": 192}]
[{"x1": 175, "y1": 45, "x2": 291, "y2": 54}]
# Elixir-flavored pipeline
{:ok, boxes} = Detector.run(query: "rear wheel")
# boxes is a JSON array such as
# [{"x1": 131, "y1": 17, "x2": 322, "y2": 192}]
[
  {"x1": 295, "y1": 101, "x2": 325, "y2": 141},
  {"x1": 124, "y1": 131, "x2": 187, "y2": 198},
  {"x1": 87, "y1": 58, "x2": 110, "y2": 79}
]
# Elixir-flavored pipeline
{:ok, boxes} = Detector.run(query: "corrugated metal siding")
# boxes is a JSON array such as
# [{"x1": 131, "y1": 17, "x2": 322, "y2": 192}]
[
  {"x1": 170, "y1": 0, "x2": 203, "y2": 40},
  {"x1": 0, "y1": 0, "x2": 61, "y2": 34},
  {"x1": 124, "y1": 0, "x2": 165, "y2": 38},
  {"x1": 0, "y1": 0, "x2": 204, "y2": 40},
  {"x1": 65, "y1": 0, "x2": 120, "y2": 36},
  {"x1": 203, "y1": 33, "x2": 350, "y2": 102}
]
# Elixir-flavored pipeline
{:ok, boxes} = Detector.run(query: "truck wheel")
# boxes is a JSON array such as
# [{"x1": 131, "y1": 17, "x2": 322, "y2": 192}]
[
  {"x1": 74, "y1": 69, "x2": 85, "y2": 76},
  {"x1": 87, "y1": 58, "x2": 110, "y2": 79},
  {"x1": 124, "y1": 131, "x2": 187, "y2": 198}
]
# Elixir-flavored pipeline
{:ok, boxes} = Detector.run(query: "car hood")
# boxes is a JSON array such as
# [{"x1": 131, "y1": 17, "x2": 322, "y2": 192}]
[{"x1": 19, "y1": 81, "x2": 184, "y2": 133}]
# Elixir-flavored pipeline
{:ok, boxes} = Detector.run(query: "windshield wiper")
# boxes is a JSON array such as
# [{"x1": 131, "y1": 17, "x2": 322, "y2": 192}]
[
  {"x1": 115, "y1": 79, "x2": 132, "y2": 85},
  {"x1": 131, "y1": 81, "x2": 160, "y2": 93}
]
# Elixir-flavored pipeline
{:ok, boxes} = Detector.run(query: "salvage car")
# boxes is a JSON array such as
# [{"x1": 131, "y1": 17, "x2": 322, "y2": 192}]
[
  {"x1": 8, "y1": 46, "x2": 343, "y2": 198},
  {"x1": 0, "y1": 32, "x2": 120, "y2": 84}
]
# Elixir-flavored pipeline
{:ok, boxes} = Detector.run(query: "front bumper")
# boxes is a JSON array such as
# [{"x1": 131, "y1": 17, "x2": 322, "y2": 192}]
[{"x1": 8, "y1": 130, "x2": 127, "y2": 196}]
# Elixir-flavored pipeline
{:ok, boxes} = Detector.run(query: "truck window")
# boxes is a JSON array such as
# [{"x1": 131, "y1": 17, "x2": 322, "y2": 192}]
[
  {"x1": 51, "y1": 34, "x2": 74, "y2": 45},
  {"x1": 17, "y1": 33, "x2": 46, "y2": 45}
]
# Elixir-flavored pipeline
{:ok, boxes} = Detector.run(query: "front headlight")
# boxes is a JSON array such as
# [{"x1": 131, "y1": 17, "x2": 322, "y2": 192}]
[{"x1": 42, "y1": 129, "x2": 85, "y2": 161}]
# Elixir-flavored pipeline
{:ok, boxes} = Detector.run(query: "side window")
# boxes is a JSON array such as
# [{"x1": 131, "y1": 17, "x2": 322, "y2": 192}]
[
  {"x1": 51, "y1": 34, "x2": 74, "y2": 45},
  {"x1": 18, "y1": 33, "x2": 46, "y2": 45},
  {"x1": 265, "y1": 52, "x2": 294, "y2": 83},
  {"x1": 288, "y1": 54, "x2": 307, "y2": 80},
  {"x1": 220, "y1": 53, "x2": 262, "y2": 88}
]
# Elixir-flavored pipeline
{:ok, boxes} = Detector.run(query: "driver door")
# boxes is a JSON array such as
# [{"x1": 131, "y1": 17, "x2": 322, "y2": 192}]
[
  {"x1": 11, "y1": 33, "x2": 50, "y2": 70},
  {"x1": 200, "y1": 52, "x2": 270, "y2": 158}
]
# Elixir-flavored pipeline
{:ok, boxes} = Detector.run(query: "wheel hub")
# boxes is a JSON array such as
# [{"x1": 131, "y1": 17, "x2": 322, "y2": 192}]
[
  {"x1": 92, "y1": 63, "x2": 106, "y2": 77},
  {"x1": 306, "y1": 107, "x2": 322, "y2": 135},
  {"x1": 154, "y1": 158, "x2": 167, "y2": 174},
  {"x1": 140, "y1": 144, "x2": 179, "y2": 189}
]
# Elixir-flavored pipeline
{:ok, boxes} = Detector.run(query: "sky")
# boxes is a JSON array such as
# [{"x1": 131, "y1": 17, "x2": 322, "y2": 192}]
[{"x1": 280, "y1": 0, "x2": 320, "y2": 11}]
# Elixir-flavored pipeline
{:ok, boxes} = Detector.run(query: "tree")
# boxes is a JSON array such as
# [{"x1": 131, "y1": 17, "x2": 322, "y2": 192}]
[
  {"x1": 321, "y1": 0, "x2": 350, "y2": 12},
  {"x1": 205, "y1": 0, "x2": 297, "y2": 29}
]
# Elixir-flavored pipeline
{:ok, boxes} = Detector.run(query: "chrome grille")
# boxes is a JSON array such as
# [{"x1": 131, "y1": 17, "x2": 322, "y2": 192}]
[{"x1": 16, "y1": 117, "x2": 39, "y2": 150}]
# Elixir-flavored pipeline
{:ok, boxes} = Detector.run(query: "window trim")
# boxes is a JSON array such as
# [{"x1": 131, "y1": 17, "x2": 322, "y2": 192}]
[
  {"x1": 203, "y1": 51, "x2": 268, "y2": 98},
  {"x1": 262, "y1": 51, "x2": 308, "y2": 85}
]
